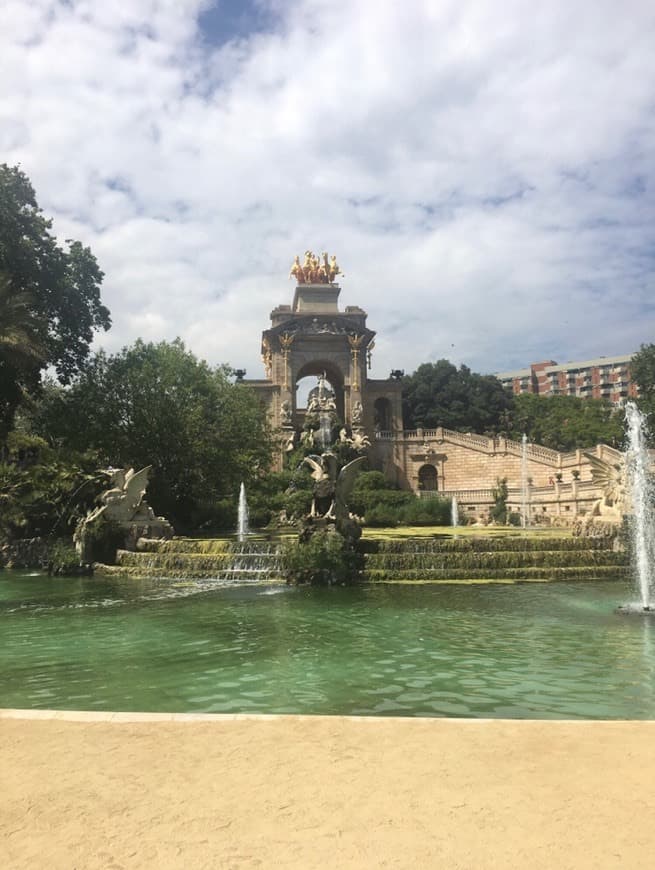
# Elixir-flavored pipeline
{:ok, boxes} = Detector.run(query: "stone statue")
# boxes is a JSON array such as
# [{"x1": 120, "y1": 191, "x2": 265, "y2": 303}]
[
  {"x1": 261, "y1": 337, "x2": 272, "y2": 377},
  {"x1": 338, "y1": 427, "x2": 370, "y2": 453},
  {"x1": 302, "y1": 452, "x2": 366, "y2": 528},
  {"x1": 351, "y1": 400, "x2": 363, "y2": 426},
  {"x1": 75, "y1": 466, "x2": 173, "y2": 561},
  {"x1": 285, "y1": 430, "x2": 297, "y2": 453},
  {"x1": 280, "y1": 399, "x2": 293, "y2": 426},
  {"x1": 84, "y1": 467, "x2": 154, "y2": 525},
  {"x1": 350, "y1": 430, "x2": 371, "y2": 452},
  {"x1": 583, "y1": 452, "x2": 626, "y2": 522}
]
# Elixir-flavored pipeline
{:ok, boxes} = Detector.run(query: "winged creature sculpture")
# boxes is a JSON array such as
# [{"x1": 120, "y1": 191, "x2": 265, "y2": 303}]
[
  {"x1": 583, "y1": 452, "x2": 626, "y2": 520},
  {"x1": 84, "y1": 466, "x2": 154, "y2": 525},
  {"x1": 302, "y1": 452, "x2": 365, "y2": 526}
]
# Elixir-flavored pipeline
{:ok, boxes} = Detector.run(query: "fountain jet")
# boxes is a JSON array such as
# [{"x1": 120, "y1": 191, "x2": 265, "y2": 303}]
[
  {"x1": 625, "y1": 403, "x2": 655, "y2": 611},
  {"x1": 520, "y1": 433, "x2": 530, "y2": 529},
  {"x1": 451, "y1": 496, "x2": 459, "y2": 527},
  {"x1": 237, "y1": 482, "x2": 250, "y2": 543}
]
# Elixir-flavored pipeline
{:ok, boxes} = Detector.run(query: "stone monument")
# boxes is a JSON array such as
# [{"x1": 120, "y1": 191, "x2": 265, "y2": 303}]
[{"x1": 75, "y1": 466, "x2": 174, "y2": 561}]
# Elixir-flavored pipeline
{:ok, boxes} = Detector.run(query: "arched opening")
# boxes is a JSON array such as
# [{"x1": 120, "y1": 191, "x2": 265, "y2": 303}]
[
  {"x1": 374, "y1": 397, "x2": 392, "y2": 432},
  {"x1": 295, "y1": 361, "x2": 345, "y2": 422},
  {"x1": 418, "y1": 464, "x2": 438, "y2": 492}
]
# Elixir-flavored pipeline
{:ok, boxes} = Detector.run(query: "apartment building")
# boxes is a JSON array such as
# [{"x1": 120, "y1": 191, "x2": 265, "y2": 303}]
[{"x1": 495, "y1": 353, "x2": 638, "y2": 404}]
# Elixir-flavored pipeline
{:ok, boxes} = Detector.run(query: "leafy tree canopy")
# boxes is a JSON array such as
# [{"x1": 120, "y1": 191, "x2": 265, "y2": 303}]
[
  {"x1": 630, "y1": 343, "x2": 655, "y2": 400},
  {"x1": 402, "y1": 359, "x2": 513, "y2": 434},
  {"x1": 510, "y1": 393, "x2": 624, "y2": 452},
  {"x1": 0, "y1": 164, "x2": 110, "y2": 437},
  {"x1": 28, "y1": 339, "x2": 274, "y2": 533}
]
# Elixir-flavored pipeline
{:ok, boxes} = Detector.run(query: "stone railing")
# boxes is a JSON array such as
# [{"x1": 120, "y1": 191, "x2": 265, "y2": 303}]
[
  {"x1": 376, "y1": 427, "x2": 561, "y2": 464},
  {"x1": 420, "y1": 480, "x2": 603, "y2": 508},
  {"x1": 420, "y1": 489, "x2": 495, "y2": 501}
]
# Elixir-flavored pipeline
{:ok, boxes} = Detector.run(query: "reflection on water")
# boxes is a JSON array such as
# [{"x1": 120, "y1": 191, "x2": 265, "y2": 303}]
[{"x1": 1, "y1": 571, "x2": 653, "y2": 719}]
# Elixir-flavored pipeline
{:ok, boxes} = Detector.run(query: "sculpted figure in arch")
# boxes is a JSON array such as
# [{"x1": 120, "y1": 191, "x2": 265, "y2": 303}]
[{"x1": 280, "y1": 400, "x2": 293, "y2": 426}]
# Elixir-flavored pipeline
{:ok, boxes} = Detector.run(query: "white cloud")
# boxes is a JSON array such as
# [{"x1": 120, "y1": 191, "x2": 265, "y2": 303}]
[{"x1": 2, "y1": 0, "x2": 654, "y2": 380}]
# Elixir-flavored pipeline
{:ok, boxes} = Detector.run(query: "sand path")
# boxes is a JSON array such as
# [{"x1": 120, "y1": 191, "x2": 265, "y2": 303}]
[{"x1": 2, "y1": 712, "x2": 655, "y2": 869}]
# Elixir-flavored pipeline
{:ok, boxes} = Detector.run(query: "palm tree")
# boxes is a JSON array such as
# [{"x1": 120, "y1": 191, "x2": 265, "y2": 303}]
[
  {"x1": 0, "y1": 272, "x2": 47, "y2": 439},
  {"x1": 0, "y1": 271, "x2": 46, "y2": 371}
]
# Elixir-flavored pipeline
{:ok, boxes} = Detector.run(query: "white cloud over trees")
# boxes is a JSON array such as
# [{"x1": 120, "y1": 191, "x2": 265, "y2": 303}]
[{"x1": 3, "y1": 0, "x2": 654, "y2": 376}]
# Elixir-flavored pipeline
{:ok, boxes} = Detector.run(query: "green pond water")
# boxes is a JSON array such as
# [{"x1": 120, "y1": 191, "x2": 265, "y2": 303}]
[{"x1": 1, "y1": 571, "x2": 653, "y2": 719}]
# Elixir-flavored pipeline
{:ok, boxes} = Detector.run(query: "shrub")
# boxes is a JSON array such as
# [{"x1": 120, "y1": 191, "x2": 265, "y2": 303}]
[
  {"x1": 77, "y1": 516, "x2": 125, "y2": 564},
  {"x1": 400, "y1": 497, "x2": 451, "y2": 526},
  {"x1": 280, "y1": 530, "x2": 362, "y2": 585},
  {"x1": 48, "y1": 539, "x2": 83, "y2": 575},
  {"x1": 490, "y1": 477, "x2": 508, "y2": 524},
  {"x1": 283, "y1": 489, "x2": 313, "y2": 521}
]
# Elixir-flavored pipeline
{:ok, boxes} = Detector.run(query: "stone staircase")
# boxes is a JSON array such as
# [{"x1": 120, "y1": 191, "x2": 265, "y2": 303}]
[
  {"x1": 96, "y1": 537, "x2": 282, "y2": 583},
  {"x1": 361, "y1": 535, "x2": 629, "y2": 583},
  {"x1": 95, "y1": 532, "x2": 629, "y2": 585}
]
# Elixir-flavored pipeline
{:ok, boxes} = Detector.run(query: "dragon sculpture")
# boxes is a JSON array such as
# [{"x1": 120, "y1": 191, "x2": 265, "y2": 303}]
[{"x1": 301, "y1": 452, "x2": 366, "y2": 530}]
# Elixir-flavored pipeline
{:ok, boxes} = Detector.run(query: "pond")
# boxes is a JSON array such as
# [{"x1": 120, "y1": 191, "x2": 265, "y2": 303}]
[{"x1": 1, "y1": 571, "x2": 653, "y2": 719}]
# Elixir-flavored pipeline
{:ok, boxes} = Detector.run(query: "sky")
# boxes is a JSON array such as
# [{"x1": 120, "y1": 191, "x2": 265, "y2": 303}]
[{"x1": 2, "y1": 0, "x2": 654, "y2": 383}]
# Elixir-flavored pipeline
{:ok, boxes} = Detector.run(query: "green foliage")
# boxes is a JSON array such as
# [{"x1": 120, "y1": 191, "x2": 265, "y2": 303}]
[
  {"x1": 0, "y1": 164, "x2": 110, "y2": 436},
  {"x1": 402, "y1": 359, "x2": 513, "y2": 433},
  {"x1": 280, "y1": 530, "x2": 362, "y2": 585},
  {"x1": 48, "y1": 539, "x2": 82, "y2": 574},
  {"x1": 247, "y1": 470, "x2": 294, "y2": 527},
  {"x1": 283, "y1": 488, "x2": 314, "y2": 521},
  {"x1": 353, "y1": 471, "x2": 388, "y2": 491},
  {"x1": 511, "y1": 393, "x2": 624, "y2": 451},
  {"x1": 490, "y1": 477, "x2": 508, "y2": 524},
  {"x1": 78, "y1": 516, "x2": 125, "y2": 565},
  {"x1": 349, "y1": 481, "x2": 414, "y2": 522},
  {"x1": 630, "y1": 344, "x2": 655, "y2": 432},
  {"x1": 348, "y1": 472, "x2": 450, "y2": 527},
  {"x1": 28, "y1": 339, "x2": 274, "y2": 533},
  {"x1": 0, "y1": 434, "x2": 102, "y2": 542},
  {"x1": 630, "y1": 343, "x2": 655, "y2": 400},
  {"x1": 400, "y1": 497, "x2": 451, "y2": 526}
]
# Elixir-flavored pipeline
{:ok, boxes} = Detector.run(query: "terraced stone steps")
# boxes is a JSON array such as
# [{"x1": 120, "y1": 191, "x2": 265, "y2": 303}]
[
  {"x1": 98, "y1": 539, "x2": 282, "y2": 582},
  {"x1": 96, "y1": 531, "x2": 628, "y2": 584},
  {"x1": 362, "y1": 533, "x2": 627, "y2": 582}
]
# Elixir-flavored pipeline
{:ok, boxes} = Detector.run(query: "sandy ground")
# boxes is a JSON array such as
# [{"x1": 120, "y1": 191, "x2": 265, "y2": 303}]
[{"x1": 2, "y1": 712, "x2": 655, "y2": 870}]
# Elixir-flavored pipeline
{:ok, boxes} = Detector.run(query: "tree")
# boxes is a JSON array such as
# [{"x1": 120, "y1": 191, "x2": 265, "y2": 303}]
[
  {"x1": 402, "y1": 360, "x2": 514, "y2": 433},
  {"x1": 0, "y1": 164, "x2": 110, "y2": 436},
  {"x1": 629, "y1": 344, "x2": 655, "y2": 431},
  {"x1": 0, "y1": 273, "x2": 46, "y2": 436},
  {"x1": 30, "y1": 339, "x2": 274, "y2": 532},
  {"x1": 510, "y1": 393, "x2": 624, "y2": 451},
  {"x1": 630, "y1": 344, "x2": 655, "y2": 401}
]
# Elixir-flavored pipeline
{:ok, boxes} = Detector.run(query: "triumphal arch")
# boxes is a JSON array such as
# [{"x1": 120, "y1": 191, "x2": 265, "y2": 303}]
[
  {"x1": 244, "y1": 251, "x2": 620, "y2": 523},
  {"x1": 244, "y1": 251, "x2": 403, "y2": 464}
]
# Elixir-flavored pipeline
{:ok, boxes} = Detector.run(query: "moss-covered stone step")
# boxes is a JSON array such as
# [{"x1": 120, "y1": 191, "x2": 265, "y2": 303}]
[
  {"x1": 365, "y1": 565, "x2": 629, "y2": 582},
  {"x1": 95, "y1": 563, "x2": 283, "y2": 581},
  {"x1": 364, "y1": 550, "x2": 627, "y2": 571},
  {"x1": 116, "y1": 550, "x2": 280, "y2": 571},
  {"x1": 135, "y1": 538, "x2": 277, "y2": 555},
  {"x1": 363, "y1": 536, "x2": 619, "y2": 554}
]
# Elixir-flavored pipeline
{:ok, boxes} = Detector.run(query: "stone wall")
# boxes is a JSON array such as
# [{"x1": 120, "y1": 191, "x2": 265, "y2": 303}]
[{"x1": 371, "y1": 427, "x2": 626, "y2": 522}]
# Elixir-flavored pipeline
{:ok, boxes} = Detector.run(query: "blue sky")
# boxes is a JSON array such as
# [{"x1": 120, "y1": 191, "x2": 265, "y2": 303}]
[
  {"x1": 2, "y1": 0, "x2": 654, "y2": 380},
  {"x1": 198, "y1": 0, "x2": 278, "y2": 46}
]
